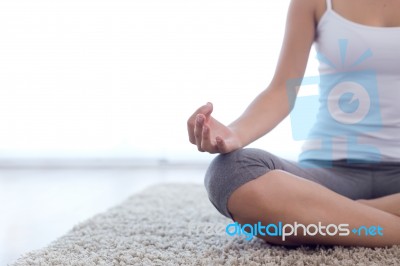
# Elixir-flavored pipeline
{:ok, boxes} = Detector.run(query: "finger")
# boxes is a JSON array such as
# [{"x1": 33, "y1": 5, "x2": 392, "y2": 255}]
[
  {"x1": 188, "y1": 102, "x2": 213, "y2": 122},
  {"x1": 201, "y1": 125, "x2": 217, "y2": 153},
  {"x1": 194, "y1": 114, "x2": 205, "y2": 151},
  {"x1": 187, "y1": 114, "x2": 197, "y2": 144},
  {"x1": 203, "y1": 102, "x2": 213, "y2": 120},
  {"x1": 216, "y1": 136, "x2": 229, "y2": 154},
  {"x1": 187, "y1": 103, "x2": 213, "y2": 144},
  {"x1": 188, "y1": 120, "x2": 196, "y2": 144}
]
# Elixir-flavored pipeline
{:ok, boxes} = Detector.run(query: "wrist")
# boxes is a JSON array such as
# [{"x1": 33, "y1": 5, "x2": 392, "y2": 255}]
[{"x1": 227, "y1": 125, "x2": 245, "y2": 149}]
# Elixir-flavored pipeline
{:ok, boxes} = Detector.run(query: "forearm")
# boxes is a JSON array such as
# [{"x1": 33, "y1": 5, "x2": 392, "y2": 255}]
[{"x1": 228, "y1": 83, "x2": 295, "y2": 147}]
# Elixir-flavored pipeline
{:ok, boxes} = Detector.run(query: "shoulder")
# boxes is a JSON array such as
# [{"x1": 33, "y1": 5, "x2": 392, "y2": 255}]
[{"x1": 288, "y1": 0, "x2": 326, "y2": 26}]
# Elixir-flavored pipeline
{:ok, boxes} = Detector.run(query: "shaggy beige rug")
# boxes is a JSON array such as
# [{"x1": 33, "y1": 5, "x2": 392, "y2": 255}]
[{"x1": 13, "y1": 183, "x2": 400, "y2": 265}]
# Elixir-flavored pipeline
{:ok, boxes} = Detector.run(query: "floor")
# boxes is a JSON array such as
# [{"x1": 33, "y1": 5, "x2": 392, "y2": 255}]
[{"x1": 0, "y1": 166, "x2": 207, "y2": 265}]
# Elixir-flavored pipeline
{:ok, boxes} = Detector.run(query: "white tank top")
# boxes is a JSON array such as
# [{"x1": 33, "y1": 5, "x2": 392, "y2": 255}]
[{"x1": 299, "y1": 0, "x2": 400, "y2": 162}]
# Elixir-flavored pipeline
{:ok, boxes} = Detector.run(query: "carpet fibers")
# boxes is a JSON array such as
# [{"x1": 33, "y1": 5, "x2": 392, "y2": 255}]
[{"x1": 13, "y1": 183, "x2": 400, "y2": 265}]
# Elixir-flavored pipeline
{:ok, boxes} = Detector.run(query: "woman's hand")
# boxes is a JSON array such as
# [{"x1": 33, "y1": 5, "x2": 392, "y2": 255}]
[{"x1": 187, "y1": 103, "x2": 242, "y2": 154}]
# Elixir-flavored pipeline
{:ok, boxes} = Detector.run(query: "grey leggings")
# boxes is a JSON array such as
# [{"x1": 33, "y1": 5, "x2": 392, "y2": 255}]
[{"x1": 204, "y1": 148, "x2": 400, "y2": 219}]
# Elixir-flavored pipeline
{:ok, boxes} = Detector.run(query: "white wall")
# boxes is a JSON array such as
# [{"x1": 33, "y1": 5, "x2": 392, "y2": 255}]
[{"x1": 0, "y1": 0, "x2": 318, "y2": 163}]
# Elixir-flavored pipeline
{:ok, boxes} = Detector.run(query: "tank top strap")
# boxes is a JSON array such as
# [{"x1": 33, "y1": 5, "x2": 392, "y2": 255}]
[{"x1": 326, "y1": 0, "x2": 332, "y2": 10}]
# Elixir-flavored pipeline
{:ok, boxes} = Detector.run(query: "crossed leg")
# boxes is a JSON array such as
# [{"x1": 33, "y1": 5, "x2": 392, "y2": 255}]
[
  {"x1": 358, "y1": 194, "x2": 400, "y2": 217},
  {"x1": 227, "y1": 170, "x2": 400, "y2": 247}
]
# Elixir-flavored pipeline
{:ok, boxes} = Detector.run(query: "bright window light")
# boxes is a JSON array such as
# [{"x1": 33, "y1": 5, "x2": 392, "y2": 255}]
[{"x1": 0, "y1": 0, "x2": 318, "y2": 163}]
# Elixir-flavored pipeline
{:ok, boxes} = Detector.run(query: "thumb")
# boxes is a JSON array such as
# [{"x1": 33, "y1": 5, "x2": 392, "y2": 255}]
[
  {"x1": 204, "y1": 102, "x2": 213, "y2": 118},
  {"x1": 192, "y1": 102, "x2": 213, "y2": 121},
  {"x1": 193, "y1": 102, "x2": 213, "y2": 116}
]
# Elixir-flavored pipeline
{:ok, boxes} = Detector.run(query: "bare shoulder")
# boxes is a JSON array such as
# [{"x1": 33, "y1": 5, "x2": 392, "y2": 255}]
[{"x1": 288, "y1": 0, "x2": 326, "y2": 26}]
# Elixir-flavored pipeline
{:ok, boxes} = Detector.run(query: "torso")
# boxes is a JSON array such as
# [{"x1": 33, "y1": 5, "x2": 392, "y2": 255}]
[
  {"x1": 315, "y1": 0, "x2": 400, "y2": 28},
  {"x1": 300, "y1": 0, "x2": 400, "y2": 162}
]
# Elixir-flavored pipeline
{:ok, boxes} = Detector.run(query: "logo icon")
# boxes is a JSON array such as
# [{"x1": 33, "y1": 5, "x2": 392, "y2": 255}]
[
  {"x1": 328, "y1": 81, "x2": 370, "y2": 125},
  {"x1": 287, "y1": 39, "x2": 382, "y2": 164}
]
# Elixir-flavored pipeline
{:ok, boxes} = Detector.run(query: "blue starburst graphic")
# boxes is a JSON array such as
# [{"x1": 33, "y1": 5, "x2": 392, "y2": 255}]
[{"x1": 286, "y1": 39, "x2": 382, "y2": 165}]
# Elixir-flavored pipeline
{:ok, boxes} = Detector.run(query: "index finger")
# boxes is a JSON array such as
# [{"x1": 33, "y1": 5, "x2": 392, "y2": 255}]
[
  {"x1": 188, "y1": 102, "x2": 213, "y2": 121},
  {"x1": 187, "y1": 103, "x2": 213, "y2": 143}
]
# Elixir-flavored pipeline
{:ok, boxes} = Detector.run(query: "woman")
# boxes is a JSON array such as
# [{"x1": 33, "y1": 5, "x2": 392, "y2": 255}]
[{"x1": 187, "y1": 0, "x2": 400, "y2": 246}]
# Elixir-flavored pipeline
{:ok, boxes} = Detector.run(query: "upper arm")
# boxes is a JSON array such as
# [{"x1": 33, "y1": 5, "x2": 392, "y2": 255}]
[{"x1": 270, "y1": 0, "x2": 318, "y2": 87}]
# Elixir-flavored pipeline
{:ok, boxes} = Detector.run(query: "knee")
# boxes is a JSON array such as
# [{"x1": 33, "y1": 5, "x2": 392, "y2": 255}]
[
  {"x1": 205, "y1": 148, "x2": 260, "y2": 185},
  {"x1": 204, "y1": 148, "x2": 279, "y2": 217},
  {"x1": 205, "y1": 148, "x2": 279, "y2": 187}
]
